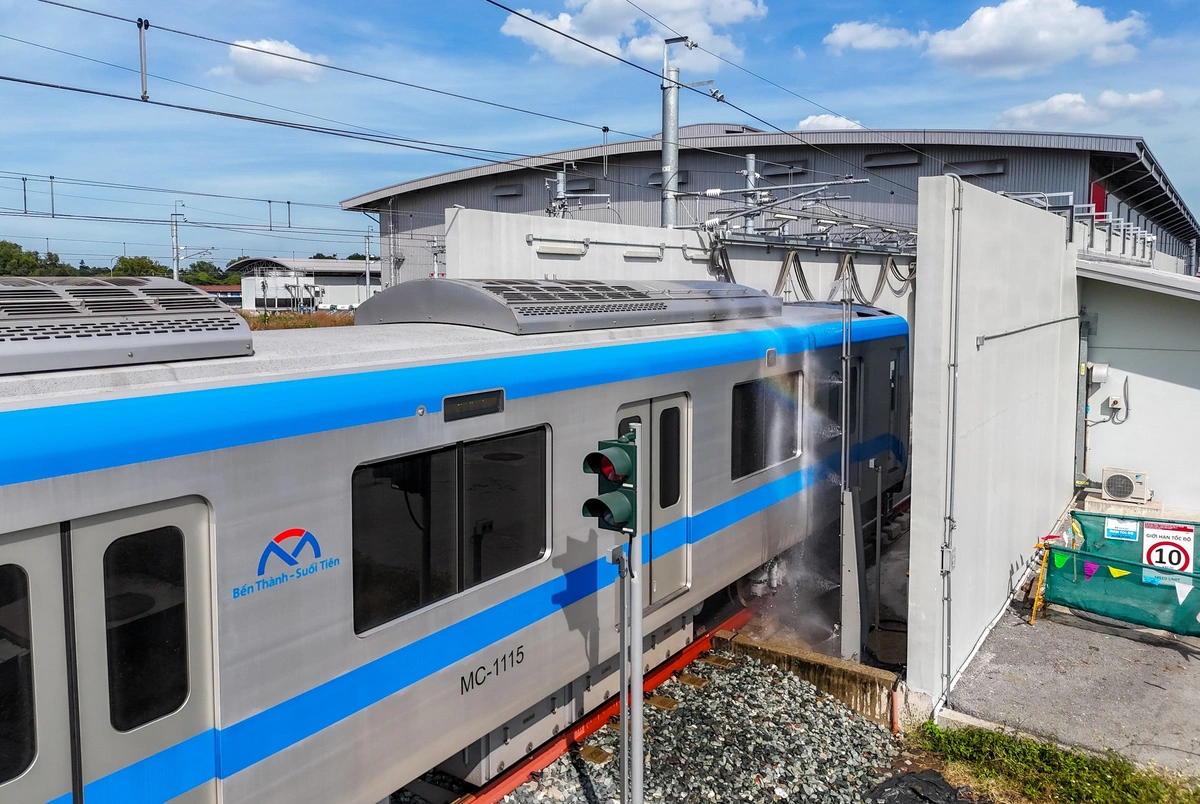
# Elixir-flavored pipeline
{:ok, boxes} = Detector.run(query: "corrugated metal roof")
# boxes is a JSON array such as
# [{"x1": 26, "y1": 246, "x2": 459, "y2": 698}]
[
  {"x1": 1078, "y1": 258, "x2": 1200, "y2": 302},
  {"x1": 341, "y1": 128, "x2": 1197, "y2": 244},
  {"x1": 341, "y1": 129, "x2": 1145, "y2": 207},
  {"x1": 226, "y1": 257, "x2": 382, "y2": 275}
]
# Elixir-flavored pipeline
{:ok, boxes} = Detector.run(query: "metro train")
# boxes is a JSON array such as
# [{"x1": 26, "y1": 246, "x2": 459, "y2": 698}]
[{"x1": 0, "y1": 275, "x2": 908, "y2": 804}]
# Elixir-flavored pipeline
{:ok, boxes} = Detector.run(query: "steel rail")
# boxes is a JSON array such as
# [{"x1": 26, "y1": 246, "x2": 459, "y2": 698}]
[{"x1": 457, "y1": 606, "x2": 754, "y2": 804}]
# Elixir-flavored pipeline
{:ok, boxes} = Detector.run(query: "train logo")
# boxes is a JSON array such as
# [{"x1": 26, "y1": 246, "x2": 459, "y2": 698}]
[{"x1": 257, "y1": 528, "x2": 322, "y2": 576}]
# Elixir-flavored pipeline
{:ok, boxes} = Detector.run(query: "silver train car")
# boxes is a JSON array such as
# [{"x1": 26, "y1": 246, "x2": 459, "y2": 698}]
[{"x1": 0, "y1": 277, "x2": 908, "y2": 804}]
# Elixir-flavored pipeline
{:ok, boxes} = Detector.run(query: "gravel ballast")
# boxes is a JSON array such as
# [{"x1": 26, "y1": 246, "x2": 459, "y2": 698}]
[{"x1": 501, "y1": 651, "x2": 900, "y2": 804}]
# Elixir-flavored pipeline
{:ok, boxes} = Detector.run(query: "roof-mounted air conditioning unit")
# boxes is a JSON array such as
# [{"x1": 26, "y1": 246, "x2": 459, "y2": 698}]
[{"x1": 1101, "y1": 467, "x2": 1151, "y2": 503}]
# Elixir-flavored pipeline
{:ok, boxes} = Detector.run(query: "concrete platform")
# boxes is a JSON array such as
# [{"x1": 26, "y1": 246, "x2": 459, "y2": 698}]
[{"x1": 950, "y1": 606, "x2": 1200, "y2": 774}]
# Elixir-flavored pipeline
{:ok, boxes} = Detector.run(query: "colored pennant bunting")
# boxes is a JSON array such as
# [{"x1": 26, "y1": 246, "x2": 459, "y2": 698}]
[
  {"x1": 1053, "y1": 553, "x2": 1069, "y2": 569},
  {"x1": 1177, "y1": 581, "x2": 1193, "y2": 606},
  {"x1": 1108, "y1": 566, "x2": 1131, "y2": 578},
  {"x1": 1084, "y1": 561, "x2": 1099, "y2": 581}
]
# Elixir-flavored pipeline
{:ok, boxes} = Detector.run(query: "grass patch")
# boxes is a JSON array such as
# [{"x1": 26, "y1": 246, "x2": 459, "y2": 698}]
[
  {"x1": 238, "y1": 310, "x2": 355, "y2": 330},
  {"x1": 911, "y1": 723, "x2": 1200, "y2": 804}
]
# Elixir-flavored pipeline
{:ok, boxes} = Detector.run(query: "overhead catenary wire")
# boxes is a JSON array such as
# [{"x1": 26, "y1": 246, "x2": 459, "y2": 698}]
[
  {"x1": 31, "y1": 0, "x2": 861, "y2": 180},
  {"x1": 0, "y1": 74, "x2": 556, "y2": 167},
  {"x1": 0, "y1": 70, "x2": 758, "y2": 205},
  {"x1": 0, "y1": 32, "x2": 410, "y2": 144},
  {"x1": 481, "y1": 0, "x2": 918, "y2": 201},
  {"x1": 617, "y1": 0, "x2": 1004, "y2": 189},
  {"x1": 12, "y1": 4, "x2": 916, "y2": 246}
]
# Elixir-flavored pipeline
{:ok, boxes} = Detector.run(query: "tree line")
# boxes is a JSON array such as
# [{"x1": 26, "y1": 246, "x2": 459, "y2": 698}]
[
  {"x1": 0, "y1": 241, "x2": 244, "y2": 285},
  {"x1": 1, "y1": 242, "x2": 367, "y2": 285}
]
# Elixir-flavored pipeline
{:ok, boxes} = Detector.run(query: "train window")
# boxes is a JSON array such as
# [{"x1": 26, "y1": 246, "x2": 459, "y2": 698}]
[
  {"x1": 659, "y1": 407, "x2": 681, "y2": 508},
  {"x1": 0, "y1": 564, "x2": 35, "y2": 784},
  {"x1": 352, "y1": 447, "x2": 458, "y2": 634},
  {"x1": 103, "y1": 527, "x2": 189, "y2": 732},
  {"x1": 462, "y1": 428, "x2": 547, "y2": 586},
  {"x1": 731, "y1": 372, "x2": 800, "y2": 480},
  {"x1": 889, "y1": 360, "x2": 897, "y2": 412},
  {"x1": 849, "y1": 365, "x2": 859, "y2": 435},
  {"x1": 353, "y1": 426, "x2": 548, "y2": 634},
  {"x1": 826, "y1": 368, "x2": 860, "y2": 435},
  {"x1": 617, "y1": 415, "x2": 641, "y2": 437}
]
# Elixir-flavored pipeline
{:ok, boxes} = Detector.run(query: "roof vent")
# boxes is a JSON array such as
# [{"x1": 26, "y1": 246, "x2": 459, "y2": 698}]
[
  {"x1": 0, "y1": 277, "x2": 252, "y2": 375},
  {"x1": 355, "y1": 278, "x2": 781, "y2": 334}
]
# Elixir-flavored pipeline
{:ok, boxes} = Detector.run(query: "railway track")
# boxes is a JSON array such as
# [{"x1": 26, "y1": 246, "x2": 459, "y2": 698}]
[
  {"x1": 393, "y1": 503, "x2": 915, "y2": 804},
  {"x1": 393, "y1": 603, "x2": 900, "y2": 804}
]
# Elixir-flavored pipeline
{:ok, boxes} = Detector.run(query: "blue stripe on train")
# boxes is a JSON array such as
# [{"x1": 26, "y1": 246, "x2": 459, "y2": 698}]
[
  {"x1": 4, "y1": 316, "x2": 905, "y2": 489},
  {"x1": 70, "y1": 434, "x2": 901, "y2": 804}
]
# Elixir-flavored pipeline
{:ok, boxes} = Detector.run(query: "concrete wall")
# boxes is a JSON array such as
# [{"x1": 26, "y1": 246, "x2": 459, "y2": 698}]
[
  {"x1": 908, "y1": 176, "x2": 1079, "y2": 701},
  {"x1": 443, "y1": 208, "x2": 915, "y2": 320},
  {"x1": 1083, "y1": 279, "x2": 1200, "y2": 515}
]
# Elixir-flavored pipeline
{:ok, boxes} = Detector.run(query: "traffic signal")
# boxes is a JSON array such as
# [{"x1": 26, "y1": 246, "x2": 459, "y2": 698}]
[{"x1": 582, "y1": 433, "x2": 637, "y2": 532}]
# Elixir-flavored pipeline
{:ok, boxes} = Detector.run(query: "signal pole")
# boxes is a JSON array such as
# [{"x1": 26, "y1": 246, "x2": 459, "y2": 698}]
[
  {"x1": 628, "y1": 421, "x2": 646, "y2": 804},
  {"x1": 584, "y1": 429, "x2": 644, "y2": 804},
  {"x1": 170, "y1": 201, "x2": 185, "y2": 281}
]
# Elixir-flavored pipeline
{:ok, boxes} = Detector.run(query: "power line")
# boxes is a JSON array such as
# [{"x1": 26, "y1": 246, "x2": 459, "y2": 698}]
[
  {"x1": 0, "y1": 171, "x2": 344, "y2": 211},
  {"x1": 30, "y1": 1, "x2": 820, "y2": 177},
  {"x1": 0, "y1": 32, "x2": 411, "y2": 143},
  {"x1": 0, "y1": 74, "x2": 559, "y2": 164},
  {"x1": 0, "y1": 210, "x2": 389, "y2": 249},
  {"x1": 36, "y1": 0, "x2": 628, "y2": 137},
  {"x1": 0, "y1": 76, "x2": 763, "y2": 208},
  {"x1": 485, "y1": 0, "x2": 918, "y2": 200},
  {"x1": 618, "y1": 0, "x2": 1001, "y2": 188}
]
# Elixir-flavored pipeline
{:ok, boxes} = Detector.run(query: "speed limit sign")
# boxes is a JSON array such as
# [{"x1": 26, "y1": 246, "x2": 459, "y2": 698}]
[{"x1": 1143, "y1": 521, "x2": 1194, "y2": 585}]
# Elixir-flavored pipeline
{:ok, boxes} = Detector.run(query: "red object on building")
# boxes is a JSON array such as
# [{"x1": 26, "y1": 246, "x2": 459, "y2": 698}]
[{"x1": 1090, "y1": 182, "x2": 1107, "y2": 215}]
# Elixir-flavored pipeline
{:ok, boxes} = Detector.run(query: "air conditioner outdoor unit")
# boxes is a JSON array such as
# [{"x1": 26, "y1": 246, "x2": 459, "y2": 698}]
[{"x1": 1101, "y1": 467, "x2": 1151, "y2": 503}]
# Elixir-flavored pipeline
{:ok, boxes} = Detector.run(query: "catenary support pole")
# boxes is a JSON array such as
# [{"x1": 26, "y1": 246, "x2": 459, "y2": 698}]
[
  {"x1": 839, "y1": 269, "x2": 863, "y2": 661},
  {"x1": 364, "y1": 234, "x2": 371, "y2": 303},
  {"x1": 170, "y1": 212, "x2": 179, "y2": 281},
  {"x1": 555, "y1": 170, "x2": 568, "y2": 218},
  {"x1": 660, "y1": 66, "x2": 679, "y2": 229},
  {"x1": 744, "y1": 153, "x2": 757, "y2": 235}
]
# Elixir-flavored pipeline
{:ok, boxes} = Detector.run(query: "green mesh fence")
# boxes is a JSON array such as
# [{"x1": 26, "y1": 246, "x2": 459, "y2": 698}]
[{"x1": 1041, "y1": 512, "x2": 1200, "y2": 636}]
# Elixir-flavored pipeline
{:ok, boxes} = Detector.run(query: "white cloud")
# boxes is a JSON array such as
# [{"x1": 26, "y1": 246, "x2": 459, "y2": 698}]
[
  {"x1": 797, "y1": 113, "x2": 863, "y2": 131},
  {"x1": 208, "y1": 39, "x2": 326, "y2": 84},
  {"x1": 793, "y1": 45, "x2": 806, "y2": 59},
  {"x1": 825, "y1": 0, "x2": 1145, "y2": 79},
  {"x1": 499, "y1": 0, "x2": 767, "y2": 70},
  {"x1": 823, "y1": 22, "x2": 925, "y2": 56},
  {"x1": 997, "y1": 89, "x2": 1169, "y2": 128},
  {"x1": 926, "y1": 0, "x2": 1145, "y2": 78}
]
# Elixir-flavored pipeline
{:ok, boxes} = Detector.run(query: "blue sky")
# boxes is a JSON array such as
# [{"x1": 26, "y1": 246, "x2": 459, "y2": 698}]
[{"x1": 0, "y1": 0, "x2": 1196, "y2": 268}]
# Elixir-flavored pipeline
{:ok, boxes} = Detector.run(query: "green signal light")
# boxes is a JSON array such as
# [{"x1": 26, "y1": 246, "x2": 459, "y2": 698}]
[{"x1": 582, "y1": 490, "x2": 634, "y2": 530}]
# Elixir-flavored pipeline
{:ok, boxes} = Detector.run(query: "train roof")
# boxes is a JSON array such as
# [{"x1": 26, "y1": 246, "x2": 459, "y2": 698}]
[{"x1": 0, "y1": 297, "x2": 901, "y2": 410}]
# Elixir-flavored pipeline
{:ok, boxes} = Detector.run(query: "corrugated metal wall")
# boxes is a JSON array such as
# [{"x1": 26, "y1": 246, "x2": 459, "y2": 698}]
[{"x1": 377, "y1": 144, "x2": 1106, "y2": 278}]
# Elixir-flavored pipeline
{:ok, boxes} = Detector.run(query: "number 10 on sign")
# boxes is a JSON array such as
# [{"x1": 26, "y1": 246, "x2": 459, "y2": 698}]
[{"x1": 1143, "y1": 521, "x2": 1194, "y2": 587}]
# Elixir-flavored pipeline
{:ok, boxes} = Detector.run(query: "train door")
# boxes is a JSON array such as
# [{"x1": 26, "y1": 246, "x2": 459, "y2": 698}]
[
  {"x1": 0, "y1": 498, "x2": 216, "y2": 804},
  {"x1": 616, "y1": 393, "x2": 691, "y2": 606},
  {"x1": 0, "y1": 525, "x2": 73, "y2": 804},
  {"x1": 70, "y1": 498, "x2": 216, "y2": 803}
]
